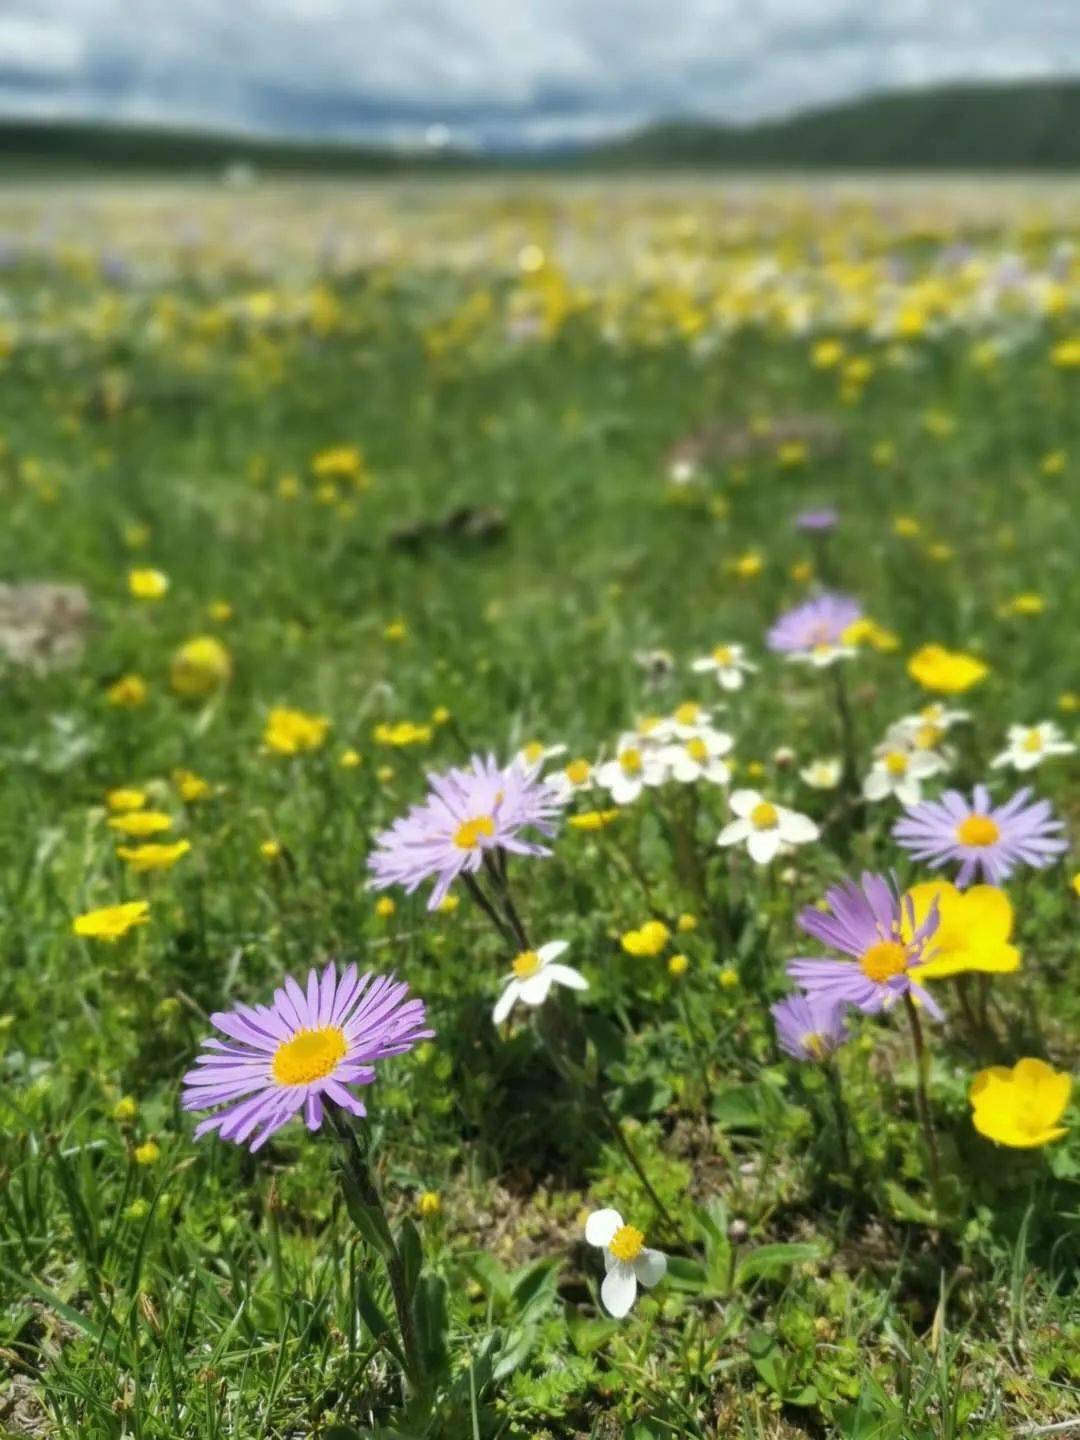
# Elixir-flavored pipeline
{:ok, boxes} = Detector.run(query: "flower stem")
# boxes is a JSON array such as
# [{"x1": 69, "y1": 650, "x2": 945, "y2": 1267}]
[
  {"x1": 828, "y1": 663, "x2": 859, "y2": 798},
  {"x1": 461, "y1": 870, "x2": 517, "y2": 949},
  {"x1": 591, "y1": 1084, "x2": 692, "y2": 1251},
  {"x1": 482, "y1": 850, "x2": 531, "y2": 952},
  {"x1": 903, "y1": 994, "x2": 940, "y2": 1189},
  {"x1": 329, "y1": 1112, "x2": 423, "y2": 1395},
  {"x1": 823, "y1": 1060, "x2": 854, "y2": 1177}
]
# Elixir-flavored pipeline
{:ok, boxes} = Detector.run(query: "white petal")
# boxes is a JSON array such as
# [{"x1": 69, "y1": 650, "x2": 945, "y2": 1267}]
[
  {"x1": 633, "y1": 1248, "x2": 668, "y2": 1288},
  {"x1": 546, "y1": 963, "x2": 589, "y2": 991},
  {"x1": 600, "y1": 1263, "x2": 639, "y2": 1318},
  {"x1": 690, "y1": 658, "x2": 714, "y2": 673},
  {"x1": 728, "y1": 788, "x2": 761, "y2": 818},
  {"x1": 719, "y1": 670, "x2": 743, "y2": 690},
  {"x1": 777, "y1": 810, "x2": 819, "y2": 843},
  {"x1": 863, "y1": 771, "x2": 889, "y2": 801},
  {"x1": 585, "y1": 1208, "x2": 623, "y2": 1248},
  {"x1": 492, "y1": 982, "x2": 520, "y2": 1026},
  {"x1": 895, "y1": 778, "x2": 921, "y2": 806},
  {"x1": 716, "y1": 818, "x2": 751, "y2": 847},
  {"x1": 747, "y1": 828, "x2": 782, "y2": 864},
  {"x1": 518, "y1": 971, "x2": 557, "y2": 1007},
  {"x1": 537, "y1": 940, "x2": 569, "y2": 963}
]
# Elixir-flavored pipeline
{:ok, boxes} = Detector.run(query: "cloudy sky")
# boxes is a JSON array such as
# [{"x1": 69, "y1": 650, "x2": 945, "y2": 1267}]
[{"x1": 2, "y1": 1, "x2": 1079, "y2": 149}]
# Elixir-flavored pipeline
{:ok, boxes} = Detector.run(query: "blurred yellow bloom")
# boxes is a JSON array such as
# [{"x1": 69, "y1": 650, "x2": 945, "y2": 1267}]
[
  {"x1": 260, "y1": 839, "x2": 282, "y2": 860},
  {"x1": 134, "y1": 1140, "x2": 161, "y2": 1166},
  {"x1": 123, "y1": 522, "x2": 151, "y2": 549},
  {"x1": 1059, "y1": 692, "x2": 1079, "y2": 713},
  {"x1": 668, "y1": 953, "x2": 689, "y2": 977},
  {"x1": 417, "y1": 1190, "x2": 442, "y2": 1218},
  {"x1": 719, "y1": 967, "x2": 739, "y2": 988},
  {"x1": 375, "y1": 897, "x2": 396, "y2": 919},
  {"x1": 106, "y1": 787, "x2": 146, "y2": 813},
  {"x1": 432, "y1": 705, "x2": 451, "y2": 725},
  {"x1": 843, "y1": 618, "x2": 900, "y2": 652},
  {"x1": 373, "y1": 720, "x2": 432, "y2": 747},
  {"x1": 904, "y1": 882, "x2": 1019, "y2": 978},
  {"x1": 73, "y1": 900, "x2": 149, "y2": 942},
  {"x1": 384, "y1": 619, "x2": 408, "y2": 642},
  {"x1": 128, "y1": 568, "x2": 169, "y2": 600},
  {"x1": 970, "y1": 1059, "x2": 1071, "y2": 1148},
  {"x1": 790, "y1": 560, "x2": 814, "y2": 584},
  {"x1": 437, "y1": 893, "x2": 460, "y2": 914},
  {"x1": 376, "y1": 765, "x2": 395, "y2": 784},
  {"x1": 926, "y1": 543, "x2": 954, "y2": 563},
  {"x1": 113, "y1": 1096, "x2": 138, "y2": 1122},
  {"x1": 264, "y1": 707, "x2": 330, "y2": 755},
  {"x1": 1000, "y1": 592, "x2": 1045, "y2": 617},
  {"x1": 171, "y1": 636, "x2": 232, "y2": 698},
  {"x1": 339, "y1": 748, "x2": 362, "y2": 769},
  {"x1": 116, "y1": 840, "x2": 191, "y2": 873},
  {"x1": 730, "y1": 551, "x2": 763, "y2": 579},
  {"x1": 907, "y1": 644, "x2": 988, "y2": 694},
  {"x1": 108, "y1": 810, "x2": 172, "y2": 837},
  {"x1": 173, "y1": 769, "x2": 211, "y2": 802},
  {"x1": 107, "y1": 674, "x2": 148, "y2": 708},
  {"x1": 1040, "y1": 450, "x2": 1066, "y2": 475},
  {"x1": 1071, "y1": 872, "x2": 1080, "y2": 897},
  {"x1": 621, "y1": 920, "x2": 670, "y2": 957},
  {"x1": 872, "y1": 441, "x2": 896, "y2": 467},
  {"x1": 207, "y1": 600, "x2": 233, "y2": 622},
  {"x1": 1050, "y1": 338, "x2": 1080, "y2": 368},
  {"x1": 568, "y1": 808, "x2": 620, "y2": 831},
  {"x1": 311, "y1": 445, "x2": 365, "y2": 481},
  {"x1": 676, "y1": 913, "x2": 698, "y2": 933},
  {"x1": 892, "y1": 515, "x2": 921, "y2": 538},
  {"x1": 811, "y1": 338, "x2": 844, "y2": 369}
]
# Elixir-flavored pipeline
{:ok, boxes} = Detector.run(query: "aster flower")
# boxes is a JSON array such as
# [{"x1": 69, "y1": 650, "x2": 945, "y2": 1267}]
[
  {"x1": 771, "y1": 992, "x2": 850, "y2": 1061},
  {"x1": 584, "y1": 1208, "x2": 667, "y2": 1318},
  {"x1": 787, "y1": 872, "x2": 943, "y2": 1018},
  {"x1": 368, "y1": 753, "x2": 559, "y2": 909},
  {"x1": 991, "y1": 722, "x2": 1075, "y2": 773},
  {"x1": 766, "y1": 592, "x2": 862, "y2": 667},
  {"x1": 690, "y1": 641, "x2": 757, "y2": 691},
  {"x1": 717, "y1": 789, "x2": 819, "y2": 864},
  {"x1": 492, "y1": 940, "x2": 588, "y2": 1024},
  {"x1": 182, "y1": 962, "x2": 431, "y2": 1151},
  {"x1": 893, "y1": 785, "x2": 1068, "y2": 887}
]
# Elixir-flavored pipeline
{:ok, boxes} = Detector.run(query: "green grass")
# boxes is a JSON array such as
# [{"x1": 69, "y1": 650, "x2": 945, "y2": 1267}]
[{"x1": 0, "y1": 181, "x2": 1078, "y2": 1439}]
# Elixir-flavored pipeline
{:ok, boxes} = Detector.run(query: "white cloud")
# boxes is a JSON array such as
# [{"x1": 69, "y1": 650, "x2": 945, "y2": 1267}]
[{"x1": 0, "y1": 0, "x2": 1078, "y2": 147}]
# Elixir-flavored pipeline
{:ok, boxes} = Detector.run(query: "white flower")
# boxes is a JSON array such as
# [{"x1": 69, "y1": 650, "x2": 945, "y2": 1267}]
[
  {"x1": 667, "y1": 456, "x2": 698, "y2": 486},
  {"x1": 544, "y1": 757, "x2": 595, "y2": 803},
  {"x1": 659, "y1": 727, "x2": 733, "y2": 785},
  {"x1": 690, "y1": 642, "x2": 758, "y2": 692},
  {"x1": 492, "y1": 941, "x2": 588, "y2": 1025},
  {"x1": 800, "y1": 757, "x2": 842, "y2": 790},
  {"x1": 892, "y1": 704, "x2": 969, "y2": 749},
  {"x1": 595, "y1": 737, "x2": 666, "y2": 804},
  {"x1": 991, "y1": 722, "x2": 1076, "y2": 773},
  {"x1": 653, "y1": 701, "x2": 714, "y2": 742},
  {"x1": 514, "y1": 741, "x2": 567, "y2": 773},
  {"x1": 862, "y1": 745, "x2": 945, "y2": 805},
  {"x1": 785, "y1": 641, "x2": 855, "y2": 668},
  {"x1": 584, "y1": 1208, "x2": 667, "y2": 1318},
  {"x1": 717, "y1": 788, "x2": 819, "y2": 864}
]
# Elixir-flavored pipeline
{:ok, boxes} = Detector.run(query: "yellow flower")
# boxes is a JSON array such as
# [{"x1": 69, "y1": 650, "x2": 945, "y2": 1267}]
[
  {"x1": 432, "y1": 705, "x2": 451, "y2": 725},
  {"x1": 668, "y1": 953, "x2": 689, "y2": 978},
  {"x1": 1050, "y1": 338, "x2": 1080, "y2": 368},
  {"x1": 73, "y1": 900, "x2": 150, "y2": 942},
  {"x1": 123, "y1": 521, "x2": 151, "y2": 549},
  {"x1": 417, "y1": 1190, "x2": 442, "y2": 1218},
  {"x1": 730, "y1": 551, "x2": 763, "y2": 579},
  {"x1": 970, "y1": 1059, "x2": 1071, "y2": 1148},
  {"x1": 260, "y1": 839, "x2": 282, "y2": 860},
  {"x1": 113, "y1": 1096, "x2": 138, "y2": 1122},
  {"x1": 170, "y1": 636, "x2": 232, "y2": 698},
  {"x1": 339, "y1": 748, "x2": 362, "y2": 769},
  {"x1": 311, "y1": 445, "x2": 365, "y2": 481},
  {"x1": 1040, "y1": 450, "x2": 1066, "y2": 476},
  {"x1": 811, "y1": 339, "x2": 845, "y2": 369},
  {"x1": 116, "y1": 840, "x2": 191, "y2": 873},
  {"x1": 1059, "y1": 692, "x2": 1079, "y2": 713},
  {"x1": 843, "y1": 618, "x2": 900, "y2": 652},
  {"x1": 134, "y1": 1140, "x2": 161, "y2": 1166},
  {"x1": 907, "y1": 644, "x2": 988, "y2": 694},
  {"x1": 1071, "y1": 872, "x2": 1080, "y2": 897},
  {"x1": 892, "y1": 515, "x2": 921, "y2": 538},
  {"x1": 264, "y1": 707, "x2": 330, "y2": 756},
  {"x1": 383, "y1": 619, "x2": 408, "y2": 642},
  {"x1": 871, "y1": 441, "x2": 895, "y2": 467},
  {"x1": 790, "y1": 560, "x2": 814, "y2": 584},
  {"x1": 437, "y1": 893, "x2": 460, "y2": 914},
  {"x1": 927, "y1": 543, "x2": 954, "y2": 563},
  {"x1": 106, "y1": 787, "x2": 146, "y2": 813},
  {"x1": 567, "y1": 808, "x2": 620, "y2": 831},
  {"x1": 904, "y1": 882, "x2": 1019, "y2": 978},
  {"x1": 128, "y1": 568, "x2": 169, "y2": 600},
  {"x1": 620, "y1": 920, "x2": 670, "y2": 957},
  {"x1": 374, "y1": 897, "x2": 396, "y2": 919},
  {"x1": 107, "y1": 674, "x2": 148, "y2": 708},
  {"x1": 776, "y1": 441, "x2": 806, "y2": 467},
  {"x1": 719, "y1": 967, "x2": 739, "y2": 988},
  {"x1": 376, "y1": 765, "x2": 395, "y2": 784},
  {"x1": 1000, "y1": 593, "x2": 1045, "y2": 617},
  {"x1": 173, "y1": 769, "x2": 211, "y2": 802},
  {"x1": 208, "y1": 600, "x2": 233, "y2": 623},
  {"x1": 108, "y1": 810, "x2": 172, "y2": 838},
  {"x1": 676, "y1": 913, "x2": 698, "y2": 933},
  {"x1": 373, "y1": 721, "x2": 432, "y2": 747}
]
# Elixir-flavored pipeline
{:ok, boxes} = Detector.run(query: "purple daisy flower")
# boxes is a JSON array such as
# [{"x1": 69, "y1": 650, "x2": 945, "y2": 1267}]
[
  {"x1": 892, "y1": 784, "x2": 1068, "y2": 887},
  {"x1": 766, "y1": 592, "x2": 862, "y2": 666},
  {"x1": 771, "y1": 991, "x2": 850, "y2": 1061},
  {"x1": 794, "y1": 507, "x2": 839, "y2": 533},
  {"x1": 368, "y1": 753, "x2": 559, "y2": 909},
  {"x1": 787, "y1": 871, "x2": 943, "y2": 1018},
  {"x1": 182, "y1": 963, "x2": 432, "y2": 1151}
]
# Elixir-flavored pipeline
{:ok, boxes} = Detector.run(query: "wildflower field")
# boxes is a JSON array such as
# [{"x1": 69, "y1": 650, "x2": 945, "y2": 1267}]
[{"x1": 2, "y1": 176, "x2": 1080, "y2": 1439}]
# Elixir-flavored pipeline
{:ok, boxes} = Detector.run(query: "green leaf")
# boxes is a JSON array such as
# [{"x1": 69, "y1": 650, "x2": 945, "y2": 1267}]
[
  {"x1": 353, "y1": 1271, "x2": 406, "y2": 1370},
  {"x1": 397, "y1": 1217, "x2": 423, "y2": 1299},
  {"x1": 412, "y1": 1273, "x2": 449, "y2": 1380},
  {"x1": 735, "y1": 1241, "x2": 825, "y2": 1287}
]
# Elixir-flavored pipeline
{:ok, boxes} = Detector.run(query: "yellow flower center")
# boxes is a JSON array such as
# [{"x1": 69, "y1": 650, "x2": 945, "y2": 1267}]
[
  {"x1": 750, "y1": 801, "x2": 778, "y2": 829},
  {"x1": 453, "y1": 815, "x2": 496, "y2": 849},
  {"x1": 712, "y1": 645, "x2": 733, "y2": 665},
  {"x1": 956, "y1": 815, "x2": 1000, "y2": 847},
  {"x1": 686, "y1": 737, "x2": 708, "y2": 763},
  {"x1": 271, "y1": 1026, "x2": 347, "y2": 1086},
  {"x1": 673, "y1": 702, "x2": 700, "y2": 726},
  {"x1": 619, "y1": 748, "x2": 643, "y2": 775},
  {"x1": 522, "y1": 741, "x2": 545, "y2": 763},
  {"x1": 914, "y1": 723, "x2": 943, "y2": 750},
  {"x1": 812, "y1": 641, "x2": 834, "y2": 656},
  {"x1": 565, "y1": 758, "x2": 591, "y2": 785},
  {"x1": 512, "y1": 950, "x2": 542, "y2": 978},
  {"x1": 860, "y1": 940, "x2": 909, "y2": 983},
  {"x1": 884, "y1": 750, "x2": 909, "y2": 776},
  {"x1": 803, "y1": 1031, "x2": 828, "y2": 1059},
  {"x1": 608, "y1": 1223, "x2": 645, "y2": 1264},
  {"x1": 1022, "y1": 730, "x2": 1044, "y2": 753}
]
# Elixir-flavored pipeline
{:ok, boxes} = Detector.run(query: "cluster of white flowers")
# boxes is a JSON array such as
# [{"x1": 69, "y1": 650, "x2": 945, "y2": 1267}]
[{"x1": 861, "y1": 702, "x2": 966, "y2": 806}]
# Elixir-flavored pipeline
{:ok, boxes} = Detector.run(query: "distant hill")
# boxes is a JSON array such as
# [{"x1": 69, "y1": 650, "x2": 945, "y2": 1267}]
[
  {"x1": 0, "y1": 119, "x2": 472, "y2": 177},
  {"x1": 586, "y1": 80, "x2": 1080, "y2": 170},
  {"x1": 4, "y1": 80, "x2": 1080, "y2": 176}
]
